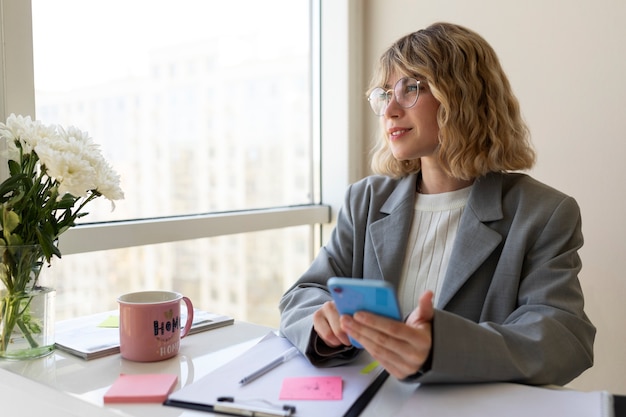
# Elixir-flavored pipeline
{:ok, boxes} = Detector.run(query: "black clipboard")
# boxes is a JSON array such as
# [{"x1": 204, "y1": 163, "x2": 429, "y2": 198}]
[{"x1": 343, "y1": 370, "x2": 389, "y2": 417}]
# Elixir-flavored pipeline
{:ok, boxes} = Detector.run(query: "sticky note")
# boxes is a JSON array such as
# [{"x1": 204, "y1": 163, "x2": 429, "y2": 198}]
[
  {"x1": 279, "y1": 376, "x2": 342, "y2": 400},
  {"x1": 104, "y1": 373, "x2": 178, "y2": 403},
  {"x1": 98, "y1": 315, "x2": 119, "y2": 328},
  {"x1": 360, "y1": 361, "x2": 380, "y2": 374}
]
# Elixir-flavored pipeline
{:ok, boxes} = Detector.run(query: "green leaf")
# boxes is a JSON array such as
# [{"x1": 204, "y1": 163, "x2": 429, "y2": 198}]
[
  {"x1": 54, "y1": 194, "x2": 77, "y2": 210},
  {"x1": 36, "y1": 228, "x2": 60, "y2": 261},
  {"x1": 6, "y1": 234, "x2": 23, "y2": 246},
  {"x1": 2, "y1": 210, "x2": 20, "y2": 234},
  {"x1": 7, "y1": 159, "x2": 22, "y2": 176},
  {"x1": 0, "y1": 173, "x2": 27, "y2": 199}
]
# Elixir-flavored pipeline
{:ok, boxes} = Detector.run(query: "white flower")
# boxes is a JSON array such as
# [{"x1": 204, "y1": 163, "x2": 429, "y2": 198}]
[
  {"x1": 0, "y1": 114, "x2": 56, "y2": 162},
  {"x1": 0, "y1": 113, "x2": 124, "y2": 264},
  {"x1": 0, "y1": 113, "x2": 124, "y2": 205},
  {"x1": 92, "y1": 158, "x2": 125, "y2": 202},
  {"x1": 35, "y1": 141, "x2": 97, "y2": 198},
  {"x1": 32, "y1": 123, "x2": 124, "y2": 203}
]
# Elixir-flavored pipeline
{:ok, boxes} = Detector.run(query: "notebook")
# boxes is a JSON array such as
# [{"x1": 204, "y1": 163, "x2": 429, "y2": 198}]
[{"x1": 55, "y1": 308, "x2": 234, "y2": 360}]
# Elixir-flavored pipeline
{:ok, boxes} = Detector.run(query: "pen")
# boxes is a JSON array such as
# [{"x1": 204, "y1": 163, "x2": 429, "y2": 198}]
[{"x1": 238, "y1": 346, "x2": 299, "y2": 385}]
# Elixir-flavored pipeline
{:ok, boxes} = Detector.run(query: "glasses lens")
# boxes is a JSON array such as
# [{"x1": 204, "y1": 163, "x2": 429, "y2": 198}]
[
  {"x1": 368, "y1": 87, "x2": 388, "y2": 116},
  {"x1": 368, "y1": 78, "x2": 420, "y2": 116},
  {"x1": 395, "y1": 78, "x2": 419, "y2": 109}
]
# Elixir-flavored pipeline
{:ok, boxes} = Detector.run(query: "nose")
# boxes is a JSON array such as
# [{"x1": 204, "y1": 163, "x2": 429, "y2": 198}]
[{"x1": 383, "y1": 94, "x2": 402, "y2": 118}]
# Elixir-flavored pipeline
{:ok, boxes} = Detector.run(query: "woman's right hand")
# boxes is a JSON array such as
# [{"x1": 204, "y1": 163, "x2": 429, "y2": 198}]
[{"x1": 313, "y1": 300, "x2": 353, "y2": 348}]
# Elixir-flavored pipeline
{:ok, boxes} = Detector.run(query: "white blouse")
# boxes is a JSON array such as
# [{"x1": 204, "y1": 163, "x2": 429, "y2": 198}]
[{"x1": 398, "y1": 185, "x2": 472, "y2": 316}]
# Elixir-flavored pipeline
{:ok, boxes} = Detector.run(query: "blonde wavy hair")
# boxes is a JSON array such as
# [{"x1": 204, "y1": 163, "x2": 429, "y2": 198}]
[{"x1": 369, "y1": 22, "x2": 536, "y2": 179}]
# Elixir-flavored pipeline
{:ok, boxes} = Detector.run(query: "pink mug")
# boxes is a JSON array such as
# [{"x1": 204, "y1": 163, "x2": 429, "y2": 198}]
[{"x1": 117, "y1": 290, "x2": 194, "y2": 362}]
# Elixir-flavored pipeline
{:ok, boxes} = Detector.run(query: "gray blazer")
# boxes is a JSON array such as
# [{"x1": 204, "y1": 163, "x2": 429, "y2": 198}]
[{"x1": 279, "y1": 172, "x2": 595, "y2": 385}]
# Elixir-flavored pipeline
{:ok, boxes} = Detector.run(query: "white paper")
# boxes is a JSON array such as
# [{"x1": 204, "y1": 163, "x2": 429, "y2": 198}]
[{"x1": 167, "y1": 332, "x2": 384, "y2": 417}]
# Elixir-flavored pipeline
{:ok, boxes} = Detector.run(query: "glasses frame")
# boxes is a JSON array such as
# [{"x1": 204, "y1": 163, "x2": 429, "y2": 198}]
[{"x1": 367, "y1": 77, "x2": 421, "y2": 116}]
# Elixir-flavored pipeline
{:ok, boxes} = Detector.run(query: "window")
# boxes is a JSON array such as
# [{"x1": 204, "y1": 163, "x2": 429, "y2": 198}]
[
  {"x1": 32, "y1": 0, "x2": 314, "y2": 220},
  {"x1": 27, "y1": 0, "x2": 322, "y2": 327},
  {"x1": 0, "y1": 0, "x2": 360, "y2": 329}
]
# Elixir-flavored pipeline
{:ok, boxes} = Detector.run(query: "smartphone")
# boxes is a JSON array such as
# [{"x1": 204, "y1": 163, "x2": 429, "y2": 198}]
[{"x1": 327, "y1": 277, "x2": 401, "y2": 349}]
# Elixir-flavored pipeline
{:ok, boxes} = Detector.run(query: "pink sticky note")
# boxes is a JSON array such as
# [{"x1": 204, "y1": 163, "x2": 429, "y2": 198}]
[
  {"x1": 104, "y1": 373, "x2": 178, "y2": 403},
  {"x1": 279, "y1": 376, "x2": 343, "y2": 400}
]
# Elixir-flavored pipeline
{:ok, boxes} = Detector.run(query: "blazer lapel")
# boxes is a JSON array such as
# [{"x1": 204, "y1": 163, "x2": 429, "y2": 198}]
[
  {"x1": 436, "y1": 173, "x2": 504, "y2": 309},
  {"x1": 369, "y1": 175, "x2": 417, "y2": 288}
]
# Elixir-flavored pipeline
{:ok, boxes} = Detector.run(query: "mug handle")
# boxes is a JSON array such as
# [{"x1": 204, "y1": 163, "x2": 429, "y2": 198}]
[{"x1": 180, "y1": 296, "x2": 194, "y2": 338}]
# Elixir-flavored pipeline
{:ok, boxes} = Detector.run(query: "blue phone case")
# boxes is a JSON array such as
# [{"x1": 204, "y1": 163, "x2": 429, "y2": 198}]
[{"x1": 327, "y1": 277, "x2": 401, "y2": 349}]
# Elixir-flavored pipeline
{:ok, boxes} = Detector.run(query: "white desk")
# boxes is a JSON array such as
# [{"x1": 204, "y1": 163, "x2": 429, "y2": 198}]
[
  {"x1": 0, "y1": 320, "x2": 412, "y2": 416},
  {"x1": 0, "y1": 321, "x2": 277, "y2": 416},
  {"x1": 0, "y1": 320, "x2": 611, "y2": 417}
]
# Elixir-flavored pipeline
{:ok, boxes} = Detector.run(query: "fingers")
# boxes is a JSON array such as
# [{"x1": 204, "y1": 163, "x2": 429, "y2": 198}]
[
  {"x1": 341, "y1": 312, "x2": 431, "y2": 378},
  {"x1": 340, "y1": 291, "x2": 435, "y2": 379},
  {"x1": 406, "y1": 290, "x2": 434, "y2": 326},
  {"x1": 313, "y1": 301, "x2": 352, "y2": 347}
]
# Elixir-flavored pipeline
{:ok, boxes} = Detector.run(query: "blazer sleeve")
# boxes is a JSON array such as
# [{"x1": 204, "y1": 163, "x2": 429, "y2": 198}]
[
  {"x1": 415, "y1": 195, "x2": 595, "y2": 385},
  {"x1": 278, "y1": 182, "x2": 363, "y2": 366}
]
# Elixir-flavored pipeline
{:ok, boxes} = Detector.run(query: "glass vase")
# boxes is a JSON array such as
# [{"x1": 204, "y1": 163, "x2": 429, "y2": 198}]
[{"x1": 0, "y1": 245, "x2": 55, "y2": 360}]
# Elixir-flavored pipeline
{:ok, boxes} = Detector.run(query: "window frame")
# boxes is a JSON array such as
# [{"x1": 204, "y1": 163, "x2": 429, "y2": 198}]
[{"x1": 0, "y1": 0, "x2": 366, "y2": 256}]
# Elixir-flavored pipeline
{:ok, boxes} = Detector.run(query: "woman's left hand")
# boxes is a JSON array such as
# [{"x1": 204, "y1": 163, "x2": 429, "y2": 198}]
[{"x1": 340, "y1": 290, "x2": 434, "y2": 379}]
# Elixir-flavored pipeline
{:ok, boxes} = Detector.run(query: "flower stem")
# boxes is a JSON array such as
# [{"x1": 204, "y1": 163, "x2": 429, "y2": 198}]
[
  {"x1": 0, "y1": 293, "x2": 40, "y2": 353},
  {"x1": 16, "y1": 316, "x2": 39, "y2": 348},
  {"x1": 0, "y1": 295, "x2": 19, "y2": 352}
]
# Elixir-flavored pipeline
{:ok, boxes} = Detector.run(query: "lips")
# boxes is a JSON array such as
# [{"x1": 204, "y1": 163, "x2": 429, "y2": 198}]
[{"x1": 388, "y1": 127, "x2": 411, "y2": 140}]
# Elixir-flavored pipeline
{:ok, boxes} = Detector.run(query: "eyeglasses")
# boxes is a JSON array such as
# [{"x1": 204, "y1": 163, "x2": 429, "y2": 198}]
[{"x1": 367, "y1": 77, "x2": 421, "y2": 116}]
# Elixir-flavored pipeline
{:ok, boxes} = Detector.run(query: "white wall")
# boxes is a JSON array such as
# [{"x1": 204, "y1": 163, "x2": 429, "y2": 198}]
[{"x1": 361, "y1": 0, "x2": 626, "y2": 394}]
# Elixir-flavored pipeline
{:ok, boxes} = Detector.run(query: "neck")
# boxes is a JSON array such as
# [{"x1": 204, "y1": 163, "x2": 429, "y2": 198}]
[{"x1": 418, "y1": 171, "x2": 474, "y2": 195}]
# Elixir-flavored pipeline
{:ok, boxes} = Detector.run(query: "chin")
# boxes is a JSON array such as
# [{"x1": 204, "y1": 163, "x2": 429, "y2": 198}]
[{"x1": 391, "y1": 152, "x2": 417, "y2": 161}]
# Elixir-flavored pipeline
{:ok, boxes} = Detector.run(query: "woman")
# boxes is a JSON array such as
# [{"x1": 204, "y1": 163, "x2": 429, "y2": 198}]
[{"x1": 279, "y1": 22, "x2": 595, "y2": 386}]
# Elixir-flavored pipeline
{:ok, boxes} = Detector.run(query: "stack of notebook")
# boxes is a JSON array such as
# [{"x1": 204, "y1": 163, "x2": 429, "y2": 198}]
[{"x1": 55, "y1": 308, "x2": 234, "y2": 360}]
